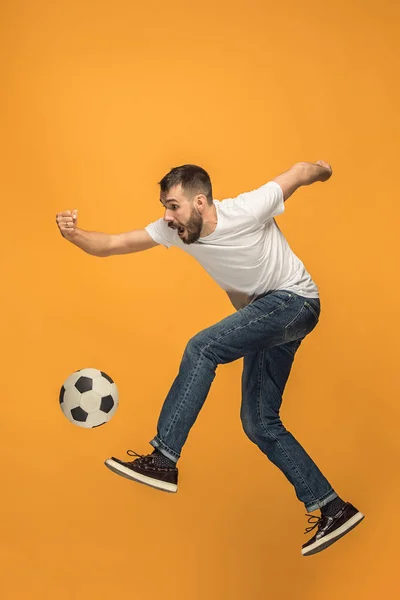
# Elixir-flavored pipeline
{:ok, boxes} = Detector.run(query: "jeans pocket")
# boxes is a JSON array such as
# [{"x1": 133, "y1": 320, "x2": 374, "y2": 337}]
[{"x1": 284, "y1": 301, "x2": 320, "y2": 341}]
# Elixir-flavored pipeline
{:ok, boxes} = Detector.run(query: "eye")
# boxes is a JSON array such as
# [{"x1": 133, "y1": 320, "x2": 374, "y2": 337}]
[{"x1": 162, "y1": 203, "x2": 179, "y2": 212}]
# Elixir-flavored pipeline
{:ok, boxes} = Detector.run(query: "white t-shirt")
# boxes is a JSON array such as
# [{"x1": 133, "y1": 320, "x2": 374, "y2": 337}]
[{"x1": 145, "y1": 181, "x2": 319, "y2": 309}]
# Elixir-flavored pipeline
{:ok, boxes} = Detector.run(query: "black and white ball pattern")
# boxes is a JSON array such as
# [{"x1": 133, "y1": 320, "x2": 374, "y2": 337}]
[{"x1": 59, "y1": 368, "x2": 118, "y2": 428}]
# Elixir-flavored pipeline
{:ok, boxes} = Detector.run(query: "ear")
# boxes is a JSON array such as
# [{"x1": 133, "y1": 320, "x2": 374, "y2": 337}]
[{"x1": 194, "y1": 193, "x2": 208, "y2": 212}]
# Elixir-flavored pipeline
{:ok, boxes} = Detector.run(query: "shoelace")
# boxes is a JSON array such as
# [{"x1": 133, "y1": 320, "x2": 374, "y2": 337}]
[
  {"x1": 126, "y1": 449, "x2": 153, "y2": 464},
  {"x1": 304, "y1": 514, "x2": 323, "y2": 535}
]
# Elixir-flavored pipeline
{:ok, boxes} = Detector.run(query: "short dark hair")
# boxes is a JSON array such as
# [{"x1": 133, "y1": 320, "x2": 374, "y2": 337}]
[{"x1": 158, "y1": 164, "x2": 213, "y2": 205}]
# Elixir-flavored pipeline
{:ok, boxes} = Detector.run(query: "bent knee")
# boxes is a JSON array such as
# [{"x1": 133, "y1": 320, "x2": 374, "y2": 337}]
[
  {"x1": 240, "y1": 412, "x2": 260, "y2": 442},
  {"x1": 241, "y1": 412, "x2": 282, "y2": 442},
  {"x1": 185, "y1": 332, "x2": 208, "y2": 356}
]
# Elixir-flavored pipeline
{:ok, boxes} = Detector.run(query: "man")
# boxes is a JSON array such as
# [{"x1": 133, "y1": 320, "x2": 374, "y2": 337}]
[{"x1": 56, "y1": 160, "x2": 364, "y2": 556}]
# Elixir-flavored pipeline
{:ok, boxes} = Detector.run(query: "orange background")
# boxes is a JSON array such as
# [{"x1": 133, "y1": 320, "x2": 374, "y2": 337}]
[{"x1": 1, "y1": 0, "x2": 399, "y2": 598}]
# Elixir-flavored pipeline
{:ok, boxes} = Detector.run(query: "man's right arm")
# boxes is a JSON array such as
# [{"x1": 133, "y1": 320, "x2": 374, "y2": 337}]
[
  {"x1": 68, "y1": 227, "x2": 159, "y2": 256},
  {"x1": 56, "y1": 210, "x2": 159, "y2": 256}
]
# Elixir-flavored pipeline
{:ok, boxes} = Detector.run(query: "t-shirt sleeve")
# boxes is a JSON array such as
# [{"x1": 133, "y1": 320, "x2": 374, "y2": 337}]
[
  {"x1": 235, "y1": 181, "x2": 285, "y2": 223},
  {"x1": 145, "y1": 218, "x2": 175, "y2": 248}
]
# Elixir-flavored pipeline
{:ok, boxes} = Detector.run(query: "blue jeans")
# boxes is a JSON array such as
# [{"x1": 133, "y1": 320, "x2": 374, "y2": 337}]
[{"x1": 150, "y1": 290, "x2": 337, "y2": 512}]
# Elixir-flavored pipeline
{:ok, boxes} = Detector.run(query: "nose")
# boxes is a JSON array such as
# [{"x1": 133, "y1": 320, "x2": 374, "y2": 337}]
[{"x1": 163, "y1": 209, "x2": 174, "y2": 223}]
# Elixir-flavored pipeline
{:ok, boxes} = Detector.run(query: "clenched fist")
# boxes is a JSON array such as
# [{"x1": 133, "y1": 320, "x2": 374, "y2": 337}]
[
  {"x1": 56, "y1": 210, "x2": 78, "y2": 237},
  {"x1": 315, "y1": 160, "x2": 332, "y2": 182}
]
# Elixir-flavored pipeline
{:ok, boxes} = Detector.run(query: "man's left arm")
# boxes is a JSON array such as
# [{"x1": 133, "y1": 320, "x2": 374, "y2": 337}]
[{"x1": 273, "y1": 160, "x2": 333, "y2": 202}]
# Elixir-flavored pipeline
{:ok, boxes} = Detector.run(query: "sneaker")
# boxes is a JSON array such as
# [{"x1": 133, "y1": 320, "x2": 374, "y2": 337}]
[
  {"x1": 302, "y1": 502, "x2": 364, "y2": 556},
  {"x1": 104, "y1": 450, "x2": 178, "y2": 493}
]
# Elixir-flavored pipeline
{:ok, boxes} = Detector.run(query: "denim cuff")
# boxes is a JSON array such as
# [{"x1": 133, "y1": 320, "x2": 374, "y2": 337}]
[
  {"x1": 306, "y1": 490, "x2": 338, "y2": 513},
  {"x1": 150, "y1": 436, "x2": 180, "y2": 463}
]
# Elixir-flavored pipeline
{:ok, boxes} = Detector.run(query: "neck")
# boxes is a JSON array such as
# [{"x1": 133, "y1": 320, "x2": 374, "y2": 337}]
[{"x1": 200, "y1": 203, "x2": 217, "y2": 237}]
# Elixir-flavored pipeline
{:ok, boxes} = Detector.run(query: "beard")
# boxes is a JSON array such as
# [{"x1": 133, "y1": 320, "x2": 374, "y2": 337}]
[
  {"x1": 183, "y1": 206, "x2": 203, "y2": 244},
  {"x1": 168, "y1": 205, "x2": 204, "y2": 245}
]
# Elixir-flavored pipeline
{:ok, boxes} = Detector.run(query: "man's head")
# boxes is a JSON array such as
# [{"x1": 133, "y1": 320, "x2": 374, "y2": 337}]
[{"x1": 158, "y1": 164, "x2": 213, "y2": 244}]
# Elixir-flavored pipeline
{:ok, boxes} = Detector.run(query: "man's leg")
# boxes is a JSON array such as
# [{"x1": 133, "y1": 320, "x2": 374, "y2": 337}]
[
  {"x1": 105, "y1": 290, "x2": 311, "y2": 487},
  {"x1": 240, "y1": 337, "x2": 364, "y2": 556},
  {"x1": 240, "y1": 341, "x2": 336, "y2": 512},
  {"x1": 106, "y1": 290, "x2": 325, "y2": 483}
]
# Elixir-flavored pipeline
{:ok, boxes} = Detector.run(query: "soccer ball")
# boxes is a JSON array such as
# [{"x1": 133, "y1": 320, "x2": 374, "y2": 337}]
[{"x1": 59, "y1": 368, "x2": 119, "y2": 428}]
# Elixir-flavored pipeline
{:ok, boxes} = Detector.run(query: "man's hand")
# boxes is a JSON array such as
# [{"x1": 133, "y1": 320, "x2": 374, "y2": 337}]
[
  {"x1": 273, "y1": 160, "x2": 333, "y2": 201},
  {"x1": 56, "y1": 209, "x2": 78, "y2": 237},
  {"x1": 314, "y1": 160, "x2": 332, "y2": 182}
]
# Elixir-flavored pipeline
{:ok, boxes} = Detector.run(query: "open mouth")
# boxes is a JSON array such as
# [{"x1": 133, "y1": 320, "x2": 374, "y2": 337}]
[
  {"x1": 168, "y1": 223, "x2": 185, "y2": 235},
  {"x1": 169, "y1": 223, "x2": 185, "y2": 236}
]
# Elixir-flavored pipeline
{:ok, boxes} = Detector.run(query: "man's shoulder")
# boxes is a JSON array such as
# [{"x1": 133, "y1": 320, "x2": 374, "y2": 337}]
[{"x1": 145, "y1": 218, "x2": 177, "y2": 248}]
